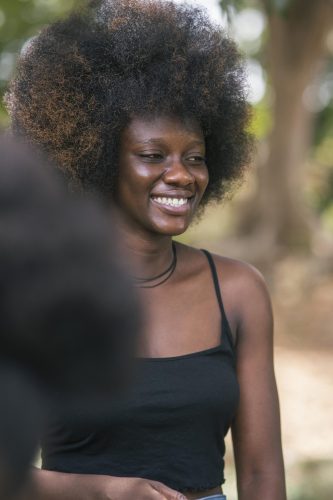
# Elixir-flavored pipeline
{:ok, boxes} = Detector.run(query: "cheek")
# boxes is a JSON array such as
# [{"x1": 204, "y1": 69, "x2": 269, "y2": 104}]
[
  {"x1": 198, "y1": 168, "x2": 209, "y2": 194},
  {"x1": 117, "y1": 163, "x2": 147, "y2": 194}
]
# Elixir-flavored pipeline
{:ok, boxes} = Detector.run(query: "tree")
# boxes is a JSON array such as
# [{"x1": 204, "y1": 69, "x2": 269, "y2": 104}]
[
  {"x1": 221, "y1": 0, "x2": 333, "y2": 261},
  {"x1": 0, "y1": 0, "x2": 81, "y2": 127}
]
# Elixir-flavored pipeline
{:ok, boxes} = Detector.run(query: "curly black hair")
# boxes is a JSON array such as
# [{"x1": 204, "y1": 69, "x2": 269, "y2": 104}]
[
  {"x1": 6, "y1": 0, "x2": 253, "y2": 205},
  {"x1": 0, "y1": 136, "x2": 140, "y2": 497},
  {"x1": 0, "y1": 136, "x2": 139, "y2": 401}
]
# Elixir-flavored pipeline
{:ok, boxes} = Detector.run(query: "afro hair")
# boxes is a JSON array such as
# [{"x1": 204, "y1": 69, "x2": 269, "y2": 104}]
[
  {"x1": 6, "y1": 0, "x2": 253, "y2": 205},
  {"x1": 0, "y1": 136, "x2": 139, "y2": 403}
]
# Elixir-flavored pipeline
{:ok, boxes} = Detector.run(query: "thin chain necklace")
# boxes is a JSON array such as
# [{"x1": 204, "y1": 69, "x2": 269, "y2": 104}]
[{"x1": 133, "y1": 242, "x2": 177, "y2": 288}]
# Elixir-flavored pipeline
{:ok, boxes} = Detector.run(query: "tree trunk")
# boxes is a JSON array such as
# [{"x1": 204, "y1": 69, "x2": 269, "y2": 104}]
[{"x1": 234, "y1": 0, "x2": 333, "y2": 261}]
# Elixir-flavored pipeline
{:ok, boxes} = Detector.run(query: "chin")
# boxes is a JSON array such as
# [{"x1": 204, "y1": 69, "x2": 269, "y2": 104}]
[
  {"x1": 152, "y1": 223, "x2": 189, "y2": 237},
  {"x1": 147, "y1": 208, "x2": 196, "y2": 237}
]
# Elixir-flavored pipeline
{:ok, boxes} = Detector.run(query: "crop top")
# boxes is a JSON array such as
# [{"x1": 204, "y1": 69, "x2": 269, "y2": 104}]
[{"x1": 41, "y1": 250, "x2": 240, "y2": 492}]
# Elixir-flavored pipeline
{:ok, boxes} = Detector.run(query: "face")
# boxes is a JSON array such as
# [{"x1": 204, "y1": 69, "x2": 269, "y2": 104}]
[{"x1": 116, "y1": 115, "x2": 209, "y2": 236}]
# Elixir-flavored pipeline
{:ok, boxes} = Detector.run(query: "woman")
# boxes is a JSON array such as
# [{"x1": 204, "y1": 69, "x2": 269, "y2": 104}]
[{"x1": 6, "y1": 1, "x2": 286, "y2": 499}]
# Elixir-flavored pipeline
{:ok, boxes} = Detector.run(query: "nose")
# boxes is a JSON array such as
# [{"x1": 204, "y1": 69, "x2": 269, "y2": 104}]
[{"x1": 163, "y1": 158, "x2": 194, "y2": 186}]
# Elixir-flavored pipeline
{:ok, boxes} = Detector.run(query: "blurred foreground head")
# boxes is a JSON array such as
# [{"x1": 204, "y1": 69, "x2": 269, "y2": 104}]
[{"x1": 0, "y1": 136, "x2": 140, "y2": 498}]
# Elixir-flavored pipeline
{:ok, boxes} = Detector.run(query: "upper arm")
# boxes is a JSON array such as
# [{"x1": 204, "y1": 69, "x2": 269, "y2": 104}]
[{"x1": 214, "y1": 257, "x2": 285, "y2": 493}]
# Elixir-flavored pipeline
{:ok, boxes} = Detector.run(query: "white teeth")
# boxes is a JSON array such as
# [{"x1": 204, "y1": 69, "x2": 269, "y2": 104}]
[{"x1": 153, "y1": 197, "x2": 188, "y2": 207}]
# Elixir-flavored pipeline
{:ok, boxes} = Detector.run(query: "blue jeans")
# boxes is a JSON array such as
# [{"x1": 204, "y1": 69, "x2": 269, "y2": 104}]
[{"x1": 197, "y1": 496, "x2": 226, "y2": 500}]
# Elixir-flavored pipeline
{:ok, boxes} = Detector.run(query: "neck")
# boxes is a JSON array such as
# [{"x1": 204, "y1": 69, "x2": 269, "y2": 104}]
[{"x1": 115, "y1": 212, "x2": 174, "y2": 279}]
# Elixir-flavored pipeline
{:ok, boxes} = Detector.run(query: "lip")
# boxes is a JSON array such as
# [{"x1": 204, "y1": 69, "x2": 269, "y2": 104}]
[
  {"x1": 150, "y1": 190, "x2": 194, "y2": 198},
  {"x1": 150, "y1": 195, "x2": 193, "y2": 215}
]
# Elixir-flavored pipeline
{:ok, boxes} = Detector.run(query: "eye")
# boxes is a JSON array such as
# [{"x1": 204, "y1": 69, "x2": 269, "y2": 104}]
[
  {"x1": 186, "y1": 155, "x2": 206, "y2": 165},
  {"x1": 138, "y1": 153, "x2": 164, "y2": 162}
]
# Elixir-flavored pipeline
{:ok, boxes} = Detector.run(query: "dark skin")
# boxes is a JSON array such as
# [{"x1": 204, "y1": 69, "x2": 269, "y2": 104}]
[{"x1": 32, "y1": 116, "x2": 286, "y2": 500}]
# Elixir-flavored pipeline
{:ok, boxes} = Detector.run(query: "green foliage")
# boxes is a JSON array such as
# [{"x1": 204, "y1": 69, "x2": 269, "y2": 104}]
[
  {"x1": 250, "y1": 100, "x2": 273, "y2": 139},
  {"x1": 314, "y1": 91, "x2": 333, "y2": 147},
  {"x1": 219, "y1": 0, "x2": 245, "y2": 20},
  {"x1": 219, "y1": 0, "x2": 292, "y2": 16},
  {"x1": 0, "y1": 0, "x2": 81, "y2": 128},
  {"x1": 309, "y1": 135, "x2": 333, "y2": 219},
  {"x1": 265, "y1": 0, "x2": 293, "y2": 14}
]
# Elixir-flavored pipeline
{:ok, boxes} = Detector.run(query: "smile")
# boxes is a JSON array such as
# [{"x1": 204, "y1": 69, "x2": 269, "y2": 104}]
[{"x1": 151, "y1": 196, "x2": 189, "y2": 207}]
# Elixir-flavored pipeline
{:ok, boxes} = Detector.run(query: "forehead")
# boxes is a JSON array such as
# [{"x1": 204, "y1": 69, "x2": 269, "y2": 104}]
[{"x1": 122, "y1": 115, "x2": 205, "y2": 144}]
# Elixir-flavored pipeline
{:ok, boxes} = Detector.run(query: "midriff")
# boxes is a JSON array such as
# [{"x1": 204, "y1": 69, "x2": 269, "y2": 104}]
[{"x1": 185, "y1": 485, "x2": 223, "y2": 499}]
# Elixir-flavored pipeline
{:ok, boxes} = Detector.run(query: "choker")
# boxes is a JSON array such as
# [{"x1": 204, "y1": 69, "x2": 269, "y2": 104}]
[{"x1": 133, "y1": 242, "x2": 177, "y2": 288}]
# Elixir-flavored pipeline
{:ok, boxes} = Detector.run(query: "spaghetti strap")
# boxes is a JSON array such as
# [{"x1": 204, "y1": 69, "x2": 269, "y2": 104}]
[{"x1": 201, "y1": 249, "x2": 235, "y2": 351}]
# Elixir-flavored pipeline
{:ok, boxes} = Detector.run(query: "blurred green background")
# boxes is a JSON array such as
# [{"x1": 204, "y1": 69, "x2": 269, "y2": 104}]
[{"x1": 1, "y1": 1, "x2": 332, "y2": 499}]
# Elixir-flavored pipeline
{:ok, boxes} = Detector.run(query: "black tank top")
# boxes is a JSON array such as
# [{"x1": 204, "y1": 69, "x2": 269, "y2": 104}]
[{"x1": 41, "y1": 251, "x2": 240, "y2": 492}]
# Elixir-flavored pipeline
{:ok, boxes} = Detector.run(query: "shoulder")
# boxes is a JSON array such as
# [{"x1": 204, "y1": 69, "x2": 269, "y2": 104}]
[
  {"x1": 188, "y1": 245, "x2": 272, "y2": 337},
  {"x1": 176, "y1": 242, "x2": 272, "y2": 320},
  {"x1": 210, "y1": 252, "x2": 273, "y2": 331},
  {"x1": 209, "y1": 252, "x2": 269, "y2": 297},
  {"x1": 176, "y1": 243, "x2": 273, "y2": 343}
]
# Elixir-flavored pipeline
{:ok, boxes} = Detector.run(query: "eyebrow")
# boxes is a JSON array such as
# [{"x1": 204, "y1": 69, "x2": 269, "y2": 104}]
[{"x1": 136, "y1": 139, "x2": 205, "y2": 146}]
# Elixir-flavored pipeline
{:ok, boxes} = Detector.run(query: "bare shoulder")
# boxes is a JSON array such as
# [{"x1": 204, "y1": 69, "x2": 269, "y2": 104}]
[
  {"x1": 204, "y1": 251, "x2": 273, "y2": 337},
  {"x1": 176, "y1": 241, "x2": 268, "y2": 294},
  {"x1": 176, "y1": 242, "x2": 272, "y2": 321},
  {"x1": 176, "y1": 243, "x2": 273, "y2": 343},
  {"x1": 210, "y1": 252, "x2": 269, "y2": 295}
]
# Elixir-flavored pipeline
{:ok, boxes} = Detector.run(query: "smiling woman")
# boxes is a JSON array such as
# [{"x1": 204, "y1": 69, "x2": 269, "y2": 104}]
[
  {"x1": 6, "y1": 1, "x2": 286, "y2": 500},
  {"x1": 116, "y1": 116, "x2": 209, "y2": 236}
]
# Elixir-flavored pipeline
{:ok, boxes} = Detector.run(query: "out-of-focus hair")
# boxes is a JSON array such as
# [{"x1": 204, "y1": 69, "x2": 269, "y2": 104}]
[{"x1": 0, "y1": 136, "x2": 140, "y2": 498}]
